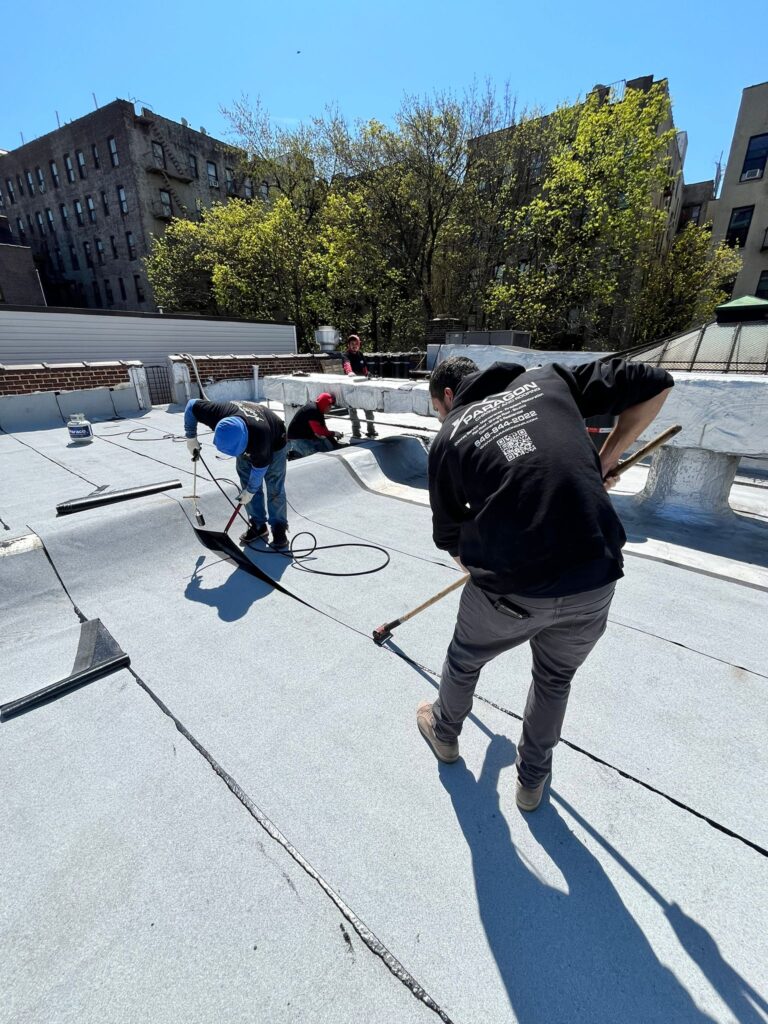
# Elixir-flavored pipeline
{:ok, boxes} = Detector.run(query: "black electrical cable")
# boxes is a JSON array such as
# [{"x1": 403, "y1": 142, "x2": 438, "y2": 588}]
[{"x1": 197, "y1": 452, "x2": 391, "y2": 578}]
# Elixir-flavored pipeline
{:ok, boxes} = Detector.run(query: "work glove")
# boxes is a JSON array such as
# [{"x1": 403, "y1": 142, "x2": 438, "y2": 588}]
[
  {"x1": 238, "y1": 488, "x2": 255, "y2": 506},
  {"x1": 333, "y1": 431, "x2": 343, "y2": 440},
  {"x1": 186, "y1": 438, "x2": 201, "y2": 457}
]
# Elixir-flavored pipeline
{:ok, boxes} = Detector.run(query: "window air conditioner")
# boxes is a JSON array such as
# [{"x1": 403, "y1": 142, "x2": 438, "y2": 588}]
[{"x1": 742, "y1": 168, "x2": 762, "y2": 181}]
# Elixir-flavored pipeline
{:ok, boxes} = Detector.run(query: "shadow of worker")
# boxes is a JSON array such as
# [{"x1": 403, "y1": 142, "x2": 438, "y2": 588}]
[
  {"x1": 184, "y1": 554, "x2": 282, "y2": 622},
  {"x1": 439, "y1": 733, "x2": 717, "y2": 1024}
]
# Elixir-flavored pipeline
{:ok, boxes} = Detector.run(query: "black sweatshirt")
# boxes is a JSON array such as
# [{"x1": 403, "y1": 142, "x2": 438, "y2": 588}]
[
  {"x1": 287, "y1": 401, "x2": 331, "y2": 440},
  {"x1": 428, "y1": 359, "x2": 673, "y2": 597},
  {"x1": 186, "y1": 400, "x2": 286, "y2": 467}
]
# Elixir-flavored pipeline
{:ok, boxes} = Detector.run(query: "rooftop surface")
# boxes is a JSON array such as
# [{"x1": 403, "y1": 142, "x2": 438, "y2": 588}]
[{"x1": 1, "y1": 403, "x2": 767, "y2": 1024}]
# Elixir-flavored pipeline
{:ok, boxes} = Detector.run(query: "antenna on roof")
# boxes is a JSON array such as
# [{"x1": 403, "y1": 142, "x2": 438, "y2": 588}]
[
  {"x1": 714, "y1": 151, "x2": 724, "y2": 198},
  {"x1": 92, "y1": 92, "x2": 99, "y2": 110},
  {"x1": 55, "y1": 110, "x2": 61, "y2": 128},
  {"x1": 19, "y1": 131, "x2": 24, "y2": 145}
]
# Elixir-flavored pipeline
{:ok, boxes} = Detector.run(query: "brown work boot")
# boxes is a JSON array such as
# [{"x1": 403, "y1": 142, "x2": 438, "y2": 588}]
[
  {"x1": 416, "y1": 701, "x2": 459, "y2": 763},
  {"x1": 515, "y1": 776, "x2": 549, "y2": 813}
]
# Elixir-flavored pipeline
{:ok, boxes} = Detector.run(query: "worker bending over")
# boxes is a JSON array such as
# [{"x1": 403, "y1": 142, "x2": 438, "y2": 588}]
[
  {"x1": 418, "y1": 356, "x2": 673, "y2": 811},
  {"x1": 185, "y1": 398, "x2": 289, "y2": 549},
  {"x1": 287, "y1": 392, "x2": 343, "y2": 459}
]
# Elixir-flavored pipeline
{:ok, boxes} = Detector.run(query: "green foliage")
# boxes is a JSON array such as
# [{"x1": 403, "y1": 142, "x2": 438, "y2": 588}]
[{"x1": 149, "y1": 82, "x2": 733, "y2": 352}]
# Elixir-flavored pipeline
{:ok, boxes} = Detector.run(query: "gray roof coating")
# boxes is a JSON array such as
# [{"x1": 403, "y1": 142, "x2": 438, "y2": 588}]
[{"x1": 1, "y1": 405, "x2": 767, "y2": 1023}]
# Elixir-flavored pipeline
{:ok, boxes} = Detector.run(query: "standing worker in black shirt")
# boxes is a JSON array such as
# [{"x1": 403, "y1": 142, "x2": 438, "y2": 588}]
[
  {"x1": 342, "y1": 334, "x2": 378, "y2": 439},
  {"x1": 184, "y1": 398, "x2": 290, "y2": 549},
  {"x1": 417, "y1": 356, "x2": 673, "y2": 811}
]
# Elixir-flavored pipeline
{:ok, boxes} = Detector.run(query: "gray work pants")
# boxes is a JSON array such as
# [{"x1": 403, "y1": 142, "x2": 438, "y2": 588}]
[
  {"x1": 347, "y1": 407, "x2": 376, "y2": 437},
  {"x1": 432, "y1": 579, "x2": 615, "y2": 786}
]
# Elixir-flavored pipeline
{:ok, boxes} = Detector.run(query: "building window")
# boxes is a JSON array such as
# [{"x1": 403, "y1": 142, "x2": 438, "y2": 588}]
[
  {"x1": 27, "y1": 214, "x2": 35, "y2": 235},
  {"x1": 0, "y1": 184, "x2": 4, "y2": 209},
  {"x1": 83, "y1": 240, "x2": 93, "y2": 267},
  {"x1": 118, "y1": 277, "x2": 127, "y2": 300},
  {"x1": 207, "y1": 160, "x2": 219, "y2": 188},
  {"x1": 69, "y1": 243, "x2": 80, "y2": 270},
  {"x1": 725, "y1": 206, "x2": 754, "y2": 247},
  {"x1": 16, "y1": 217, "x2": 25, "y2": 240},
  {"x1": 55, "y1": 247, "x2": 65, "y2": 272},
  {"x1": 92, "y1": 281, "x2": 102, "y2": 306},
  {"x1": 74, "y1": 199, "x2": 85, "y2": 226},
  {"x1": 134, "y1": 274, "x2": 146, "y2": 302},
  {"x1": 60, "y1": 203, "x2": 70, "y2": 230},
  {"x1": 17, "y1": 174, "x2": 25, "y2": 196},
  {"x1": 152, "y1": 141, "x2": 166, "y2": 168},
  {"x1": 49, "y1": 160, "x2": 60, "y2": 188},
  {"x1": 188, "y1": 153, "x2": 198, "y2": 179},
  {"x1": 740, "y1": 134, "x2": 768, "y2": 182},
  {"x1": 101, "y1": 190, "x2": 109, "y2": 215},
  {"x1": 110, "y1": 234, "x2": 119, "y2": 258},
  {"x1": 104, "y1": 278, "x2": 114, "y2": 305},
  {"x1": 86, "y1": 195, "x2": 97, "y2": 223},
  {"x1": 36, "y1": 211, "x2": 46, "y2": 235},
  {"x1": 117, "y1": 186, "x2": 128, "y2": 214},
  {"x1": 25, "y1": 170, "x2": 35, "y2": 195},
  {"x1": 76, "y1": 150, "x2": 87, "y2": 179},
  {"x1": 678, "y1": 204, "x2": 702, "y2": 229},
  {"x1": 46, "y1": 208, "x2": 56, "y2": 233},
  {"x1": 243, "y1": 176, "x2": 254, "y2": 199},
  {"x1": 95, "y1": 237, "x2": 106, "y2": 265},
  {"x1": 91, "y1": 144, "x2": 101, "y2": 170},
  {"x1": 159, "y1": 189, "x2": 172, "y2": 218},
  {"x1": 108, "y1": 136, "x2": 119, "y2": 167},
  {"x1": 6, "y1": 179, "x2": 16, "y2": 204},
  {"x1": 64, "y1": 154, "x2": 76, "y2": 183},
  {"x1": 36, "y1": 166, "x2": 46, "y2": 193},
  {"x1": 756, "y1": 271, "x2": 768, "y2": 300},
  {"x1": 225, "y1": 167, "x2": 236, "y2": 194},
  {"x1": 259, "y1": 180, "x2": 269, "y2": 201},
  {"x1": 125, "y1": 230, "x2": 137, "y2": 259}
]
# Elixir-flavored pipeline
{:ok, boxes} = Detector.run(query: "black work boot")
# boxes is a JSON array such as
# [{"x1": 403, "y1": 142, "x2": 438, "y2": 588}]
[
  {"x1": 271, "y1": 524, "x2": 290, "y2": 550},
  {"x1": 239, "y1": 521, "x2": 269, "y2": 546}
]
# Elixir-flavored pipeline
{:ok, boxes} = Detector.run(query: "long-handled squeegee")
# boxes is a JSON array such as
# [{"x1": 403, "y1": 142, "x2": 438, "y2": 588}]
[{"x1": 371, "y1": 424, "x2": 682, "y2": 646}]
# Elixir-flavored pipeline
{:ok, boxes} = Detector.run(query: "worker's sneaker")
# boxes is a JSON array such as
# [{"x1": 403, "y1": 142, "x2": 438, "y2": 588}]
[
  {"x1": 271, "y1": 524, "x2": 290, "y2": 550},
  {"x1": 416, "y1": 701, "x2": 459, "y2": 763},
  {"x1": 239, "y1": 521, "x2": 268, "y2": 546},
  {"x1": 351, "y1": 430, "x2": 362, "y2": 440},
  {"x1": 515, "y1": 776, "x2": 549, "y2": 813},
  {"x1": 366, "y1": 430, "x2": 379, "y2": 439}
]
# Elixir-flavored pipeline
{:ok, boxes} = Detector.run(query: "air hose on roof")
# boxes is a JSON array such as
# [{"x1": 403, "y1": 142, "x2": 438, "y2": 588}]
[{"x1": 182, "y1": 352, "x2": 210, "y2": 401}]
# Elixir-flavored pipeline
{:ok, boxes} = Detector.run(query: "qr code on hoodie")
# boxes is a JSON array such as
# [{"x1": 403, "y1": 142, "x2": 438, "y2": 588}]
[{"x1": 497, "y1": 428, "x2": 536, "y2": 462}]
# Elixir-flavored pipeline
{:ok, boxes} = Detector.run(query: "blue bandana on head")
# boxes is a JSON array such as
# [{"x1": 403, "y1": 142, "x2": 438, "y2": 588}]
[{"x1": 214, "y1": 416, "x2": 248, "y2": 457}]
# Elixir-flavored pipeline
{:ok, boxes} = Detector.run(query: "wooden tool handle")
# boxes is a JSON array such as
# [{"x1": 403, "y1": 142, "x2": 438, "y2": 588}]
[
  {"x1": 396, "y1": 574, "x2": 469, "y2": 627},
  {"x1": 611, "y1": 425, "x2": 682, "y2": 479}
]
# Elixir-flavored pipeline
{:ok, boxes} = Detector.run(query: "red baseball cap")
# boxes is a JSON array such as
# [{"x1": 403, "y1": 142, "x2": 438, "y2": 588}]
[{"x1": 316, "y1": 392, "x2": 334, "y2": 411}]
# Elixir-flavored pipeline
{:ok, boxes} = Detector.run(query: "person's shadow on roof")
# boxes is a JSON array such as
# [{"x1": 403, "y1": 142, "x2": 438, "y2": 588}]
[
  {"x1": 184, "y1": 550, "x2": 290, "y2": 622},
  {"x1": 439, "y1": 733, "x2": 722, "y2": 1023}
]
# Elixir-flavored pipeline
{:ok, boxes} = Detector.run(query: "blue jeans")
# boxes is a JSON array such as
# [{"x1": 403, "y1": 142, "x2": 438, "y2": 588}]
[
  {"x1": 288, "y1": 437, "x2": 334, "y2": 459},
  {"x1": 236, "y1": 447, "x2": 288, "y2": 528}
]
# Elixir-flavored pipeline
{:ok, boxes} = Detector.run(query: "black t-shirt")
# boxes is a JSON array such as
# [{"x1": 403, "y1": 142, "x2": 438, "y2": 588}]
[
  {"x1": 428, "y1": 359, "x2": 673, "y2": 597},
  {"x1": 191, "y1": 400, "x2": 286, "y2": 467},
  {"x1": 344, "y1": 349, "x2": 369, "y2": 375},
  {"x1": 287, "y1": 401, "x2": 326, "y2": 440}
]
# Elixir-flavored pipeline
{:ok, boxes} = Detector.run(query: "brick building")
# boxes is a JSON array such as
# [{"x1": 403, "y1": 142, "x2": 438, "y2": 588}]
[
  {"x1": 0, "y1": 213, "x2": 46, "y2": 305},
  {"x1": 0, "y1": 100, "x2": 258, "y2": 313}
]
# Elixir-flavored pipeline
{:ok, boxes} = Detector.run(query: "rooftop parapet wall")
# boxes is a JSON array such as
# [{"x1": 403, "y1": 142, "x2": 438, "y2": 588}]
[{"x1": 0, "y1": 360, "x2": 141, "y2": 396}]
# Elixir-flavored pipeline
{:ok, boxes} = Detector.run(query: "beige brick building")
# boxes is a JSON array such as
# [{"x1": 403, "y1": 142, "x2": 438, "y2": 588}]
[{"x1": 709, "y1": 82, "x2": 768, "y2": 300}]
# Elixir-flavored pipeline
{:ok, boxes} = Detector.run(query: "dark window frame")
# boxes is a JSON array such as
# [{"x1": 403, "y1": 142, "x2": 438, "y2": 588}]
[
  {"x1": 74, "y1": 199, "x2": 85, "y2": 226},
  {"x1": 64, "y1": 154, "x2": 76, "y2": 183},
  {"x1": 108, "y1": 136, "x2": 119, "y2": 167},
  {"x1": 725, "y1": 205, "x2": 754, "y2": 248},
  {"x1": 207, "y1": 160, "x2": 219, "y2": 188},
  {"x1": 86, "y1": 195, "x2": 97, "y2": 223},
  {"x1": 110, "y1": 235, "x2": 119, "y2": 259},
  {"x1": 101, "y1": 190, "x2": 110, "y2": 216},
  {"x1": 92, "y1": 143, "x2": 101, "y2": 170},
  {"x1": 756, "y1": 270, "x2": 768, "y2": 300},
  {"x1": 125, "y1": 230, "x2": 137, "y2": 260},
  {"x1": 188, "y1": 153, "x2": 199, "y2": 179},
  {"x1": 49, "y1": 160, "x2": 60, "y2": 188},
  {"x1": 76, "y1": 150, "x2": 87, "y2": 179},
  {"x1": 59, "y1": 203, "x2": 70, "y2": 230},
  {"x1": 151, "y1": 141, "x2": 166, "y2": 168},
  {"x1": 134, "y1": 274, "x2": 146, "y2": 302},
  {"x1": 95, "y1": 238, "x2": 106, "y2": 265},
  {"x1": 740, "y1": 133, "x2": 768, "y2": 181},
  {"x1": 118, "y1": 277, "x2": 127, "y2": 300},
  {"x1": 117, "y1": 185, "x2": 129, "y2": 215}
]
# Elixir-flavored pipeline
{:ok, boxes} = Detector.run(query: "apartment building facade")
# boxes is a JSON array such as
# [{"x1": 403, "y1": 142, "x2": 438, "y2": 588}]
[
  {"x1": 0, "y1": 100, "x2": 257, "y2": 312},
  {"x1": 709, "y1": 82, "x2": 768, "y2": 300}
]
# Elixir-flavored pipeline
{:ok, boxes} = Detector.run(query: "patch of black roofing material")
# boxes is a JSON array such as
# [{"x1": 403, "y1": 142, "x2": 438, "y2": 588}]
[
  {"x1": 56, "y1": 480, "x2": 182, "y2": 516},
  {"x1": 1, "y1": 618, "x2": 129, "y2": 721}
]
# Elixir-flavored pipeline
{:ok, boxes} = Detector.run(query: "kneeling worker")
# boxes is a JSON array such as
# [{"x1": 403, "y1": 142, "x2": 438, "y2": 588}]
[
  {"x1": 287, "y1": 392, "x2": 343, "y2": 459},
  {"x1": 184, "y1": 398, "x2": 289, "y2": 549}
]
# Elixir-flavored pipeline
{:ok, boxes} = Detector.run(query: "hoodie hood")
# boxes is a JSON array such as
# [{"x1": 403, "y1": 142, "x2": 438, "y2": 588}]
[{"x1": 452, "y1": 362, "x2": 528, "y2": 410}]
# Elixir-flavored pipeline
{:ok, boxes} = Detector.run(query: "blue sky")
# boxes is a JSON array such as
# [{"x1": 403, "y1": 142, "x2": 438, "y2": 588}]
[{"x1": 2, "y1": 0, "x2": 764, "y2": 185}]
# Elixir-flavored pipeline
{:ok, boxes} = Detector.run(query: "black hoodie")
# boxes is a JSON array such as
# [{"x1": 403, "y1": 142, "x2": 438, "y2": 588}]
[{"x1": 428, "y1": 358, "x2": 673, "y2": 597}]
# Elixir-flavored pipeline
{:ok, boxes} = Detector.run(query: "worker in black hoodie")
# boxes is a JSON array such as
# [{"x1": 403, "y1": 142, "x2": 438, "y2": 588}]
[{"x1": 417, "y1": 355, "x2": 673, "y2": 811}]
